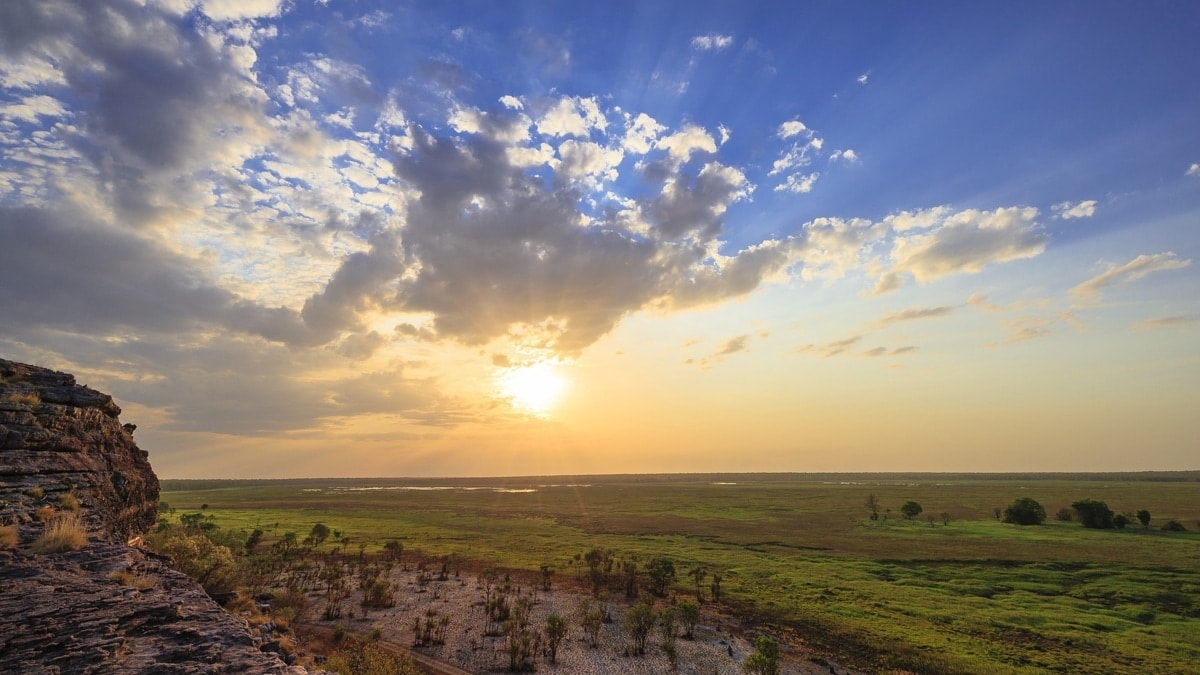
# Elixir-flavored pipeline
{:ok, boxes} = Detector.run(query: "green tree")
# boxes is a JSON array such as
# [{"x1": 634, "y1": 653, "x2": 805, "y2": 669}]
[
  {"x1": 309, "y1": 522, "x2": 331, "y2": 547},
  {"x1": 743, "y1": 635, "x2": 780, "y2": 675},
  {"x1": 1137, "y1": 509, "x2": 1151, "y2": 529},
  {"x1": 539, "y1": 563, "x2": 555, "y2": 591},
  {"x1": 625, "y1": 600, "x2": 656, "y2": 656},
  {"x1": 1072, "y1": 499, "x2": 1115, "y2": 529},
  {"x1": 578, "y1": 599, "x2": 604, "y2": 648},
  {"x1": 1162, "y1": 520, "x2": 1188, "y2": 532},
  {"x1": 1003, "y1": 497, "x2": 1047, "y2": 525},
  {"x1": 544, "y1": 614, "x2": 568, "y2": 664},
  {"x1": 677, "y1": 600, "x2": 700, "y2": 639},
  {"x1": 900, "y1": 501, "x2": 923, "y2": 521},
  {"x1": 1113, "y1": 513, "x2": 1129, "y2": 529},
  {"x1": 646, "y1": 557, "x2": 676, "y2": 597}
]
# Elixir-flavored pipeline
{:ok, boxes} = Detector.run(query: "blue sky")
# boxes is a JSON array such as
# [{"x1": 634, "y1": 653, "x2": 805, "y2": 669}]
[{"x1": 1, "y1": 1, "x2": 1197, "y2": 477}]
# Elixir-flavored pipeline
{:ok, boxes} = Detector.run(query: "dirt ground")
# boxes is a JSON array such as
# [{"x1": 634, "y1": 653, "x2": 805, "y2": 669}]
[{"x1": 305, "y1": 563, "x2": 861, "y2": 675}]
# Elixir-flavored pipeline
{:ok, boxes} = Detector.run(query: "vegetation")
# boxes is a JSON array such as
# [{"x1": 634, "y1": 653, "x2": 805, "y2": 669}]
[
  {"x1": 744, "y1": 635, "x2": 781, "y2": 675},
  {"x1": 159, "y1": 473, "x2": 1200, "y2": 674},
  {"x1": 1, "y1": 390, "x2": 41, "y2": 406},
  {"x1": 0, "y1": 525, "x2": 18, "y2": 548},
  {"x1": 324, "y1": 636, "x2": 421, "y2": 675},
  {"x1": 1003, "y1": 497, "x2": 1046, "y2": 525},
  {"x1": 58, "y1": 492, "x2": 80, "y2": 511},
  {"x1": 30, "y1": 513, "x2": 87, "y2": 554},
  {"x1": 544, "y1": 614, "x2": 568, "y2": 663},
  {"x1": 900, "y1": 500, "x2": 923, "y2": 520},
  {"x1": 1073, "y1": 499, "x2": 1115, "y2": 529}
]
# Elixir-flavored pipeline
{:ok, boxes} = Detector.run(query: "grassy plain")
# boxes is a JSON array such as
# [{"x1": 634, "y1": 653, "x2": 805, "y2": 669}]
[{"x1": 161, "y1": 473, "x2": 1200, "y2": 674}]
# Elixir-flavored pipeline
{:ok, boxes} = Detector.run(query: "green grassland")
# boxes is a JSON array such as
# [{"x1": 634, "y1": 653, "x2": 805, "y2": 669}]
[{"x1": 161, "y1": 473, "x2": 1200, "y2": 674}]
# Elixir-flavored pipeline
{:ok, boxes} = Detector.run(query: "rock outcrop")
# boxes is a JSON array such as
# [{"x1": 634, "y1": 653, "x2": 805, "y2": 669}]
[{"x1": 0, "y1": 358, "x2": 308, "y2": 673}]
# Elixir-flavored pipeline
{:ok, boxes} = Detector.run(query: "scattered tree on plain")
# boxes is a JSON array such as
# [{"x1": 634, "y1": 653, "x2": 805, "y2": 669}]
[
  {"x1": 1003, "y1": 497, "x2": 1047, "y2": 526},
  {"x1": 544, "y1": 614, "x2": 567, "y2": 664},
  {"x1": 647, "y1": 557, "x2": 677, "y2": 597},
  {"x1": 1113, "y1": 513, "x2": 1129, "y2": 529},
  {"x1": 900, "y1": 501, "x2": 923, "y2": 521},
  {"x1": 624, "y1": 600, "x2": 656, "y2": 656},
  {"x1": 1137, "y1": 510, "x2": 1151, "y2": 529},
  {"x1": 1162, "y1": 520, "x2": 1188, "y2": 532},
  {"x1": 677, "y1": 600, "x2": 700, "y2": 639},
  {"x1": 865, "y1": 493, "x2": 880, "y2": 521}
]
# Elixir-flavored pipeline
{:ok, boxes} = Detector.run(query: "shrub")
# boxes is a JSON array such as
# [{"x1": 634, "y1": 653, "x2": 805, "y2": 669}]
[
  {"x1": 31, "y1": 513, "x2": 87, "y2": 554},
  {"x1": 58, "y1": 492, "x2": 80, "y2": 511},
  {"x1": 1003, "y1": 497, "x2": 1047, "y2": 525},
  {"x1": 1055, "y1": 507, "x2": 1073, "y2": 522},
  {"x1": 109, "y1": 569, "x2": 156, "y2": 589},
  {"x1": 744, "y1": 635, "x2": 781, "y2": 675},
  {"x1": 25, "y1": 487, "x2": 45, "y2": 500},
  {"x1": 1072, "y1": 499, "x2": 1115, "y2": 529},
  {"x1": 1, "y1": 390, "x2": 41, "y2": 406},
  {"x1": 900, "y1": 501, "x2": 923, "y2": 520},
  {"x1": 33, "y1": 506, "x2": 56, "y2": 522},
  {"x1": 0, "y1": 525, "x2": 18, "y2": 548},
  {"x1": 1113, "y1": 513, "x2": 1129, "y2": 529},
  {"x1": 1161, "y1": 520, "x2": 1188, "y2": 532}
]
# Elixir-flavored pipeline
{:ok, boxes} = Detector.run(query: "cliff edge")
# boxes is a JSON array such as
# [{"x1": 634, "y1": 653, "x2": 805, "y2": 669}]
[{"x1": 0, "y1": 358, "x2": 307, "y2": 673}]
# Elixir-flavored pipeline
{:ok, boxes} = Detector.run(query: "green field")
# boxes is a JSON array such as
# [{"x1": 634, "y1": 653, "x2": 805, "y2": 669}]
[{"x1": 161, "y1": 473, "x2": 1200, "y2": 674}]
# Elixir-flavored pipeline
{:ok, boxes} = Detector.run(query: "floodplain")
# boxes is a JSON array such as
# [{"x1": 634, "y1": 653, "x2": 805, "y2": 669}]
[{"x1": 161, "y1": 472, "x2": 1200, "y2": 674}]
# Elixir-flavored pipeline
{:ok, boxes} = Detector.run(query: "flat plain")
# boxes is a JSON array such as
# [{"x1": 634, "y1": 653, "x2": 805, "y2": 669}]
[{"x1": 161, "y1": 473, "x2": 1200, "y2": 674}]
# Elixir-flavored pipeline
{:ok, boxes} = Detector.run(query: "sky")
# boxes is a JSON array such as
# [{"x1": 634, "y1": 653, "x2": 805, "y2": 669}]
[{"x1": 1, "y1": 0, "x2": 1198, "y2": 478}]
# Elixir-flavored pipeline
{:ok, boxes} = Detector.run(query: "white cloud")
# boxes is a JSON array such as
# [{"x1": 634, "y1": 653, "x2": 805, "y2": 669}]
[
  {"x1": 717, "y1": 124, "x2": 731, "y2": 146},
  {"x1": 1052, "y1": 199, "x2": 1097, "y2": 219},
  {"x1": 829, "y1": 148, "x2": 858, "y2": 163},
  {"x1": 555, "y1": 140, "x2": 623, "y2": 186},
  {"x1": 199, "y1": 0, "x2": 286, "y2": 21},
  {"x1": 857, "y1": 72, "x2": 869, "y2": 85},
  {"x1": 621, "y1": 113, "x2": 664, "y2": 154},
  {"x1": 499, "y1": 95, "x2": 523, "y2": 110},
  {"x1": 889, "y1": 207, "x2": 1046, "y2": 282},
  {"x1": 656, "y1": 124, "x2": 717, "y2": 165},
  {"x1": 1070, "y1": 252, "x2": 1191, "y2": 299},
  {"x1": 774, "y1": 172, "x2": 819, "y2": 194},
  {"x1": 536, "y1": 96, "x2": 607, "y2": 138},
  {"x1": 1187, "y1": 163, "x2": 1200, "y2": 177},
  {"x1": 778, "y1": 119, "x2": 808, "y2": 139},
  {"x1": 691, "y1": 34, "x2": 734, "y2": 51},
  {"x1": 884, "y1": 206, "x2": 950, "y2": 232},
  {"x1": 0, "y1": 94, "x2": 67, "y2": 123}
]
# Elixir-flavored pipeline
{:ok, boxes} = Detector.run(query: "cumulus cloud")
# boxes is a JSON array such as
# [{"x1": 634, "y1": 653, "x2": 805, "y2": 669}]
[
  {"x1": 1052, "y1": 199, "x2": 1097, "y2": 219},
  {"x1": 1187, "y1": 163, "x2": 1200, "y2": 177},
  {"x1": 536, "y1": 96, "x2": 607, "y2": 138},
  {"x1": 888, "y1": 207, "x2": 1046, "y2": 283},
  {"x1": 1070, "y1": 252, "x2": 1192, "y2": 300},
  {"x1": 829, "y1": 149, "x2": 859, "y2": 163},
  {"x1": 691, "y1": 34, "x2": 734, "y2": 51},
  {"x1": 775, "y1": 172, "x2": 819, "y2": 193}
]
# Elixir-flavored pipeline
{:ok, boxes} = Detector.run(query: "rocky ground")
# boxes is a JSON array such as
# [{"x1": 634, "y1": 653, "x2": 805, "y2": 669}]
[
  {"x1": 308, "y1": 563, "x2": 861, "y2": 675},
  {"x1": 1, "y1": 358, "x2": 306, "y2": 674}
]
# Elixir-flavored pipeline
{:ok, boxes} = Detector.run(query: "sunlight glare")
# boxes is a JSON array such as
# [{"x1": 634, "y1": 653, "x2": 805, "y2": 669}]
[{"x1": 497, "y1": 361, "x2": 567, "y2": 417}]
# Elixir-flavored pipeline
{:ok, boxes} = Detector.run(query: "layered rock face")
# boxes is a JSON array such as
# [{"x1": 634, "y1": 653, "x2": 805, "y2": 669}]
[{"x1": 0, "y1": 358, "x2": 307, "y2": 673}]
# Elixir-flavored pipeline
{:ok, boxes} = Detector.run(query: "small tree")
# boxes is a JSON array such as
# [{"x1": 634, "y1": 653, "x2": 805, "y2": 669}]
[
  {"x1": 1055, "y1": 507, "x2": 1073, "y2": 522},
  {"x1": 309, "y1": 523, "x2": 331, "y2": 547},
  {"x1": 647, "y1": 557, "x2": 676, "y2": 597},
  {"x1": 1161, "y1": 520, "x2": 1188, "y2": 532},
  {"x1": 743, "y1": 635, "x2": 780, "y2": 675},
  {"x1": 1113, "y1": 513, "x2": 1129, "y2": 529},
  {"x1": 677, "y1": 600, "x2": 700, "y2": 639},
  {"x1": 544, "y1": 614, "x2": 567, "y2": 663},
  {"x1": 625, "y1": 600, "x2": 656, "y2": 656},
  {"x1": 1137, "y1": 509, "x2": 1151, "y2": 529},
  {"x1": 865, "y1": 493, "x2": 880, "y2": 521},
  {"x1": 1003, "y1": 497, "x2": 1047, "y2": 526},
  {"x1": 539, "y1": 563, "x2": 555, "y2": 591},
  {"x1": 578, "y1": 599, "x2": 604, "y2": 648},
  {"x1": 1072, "y1": 499, "x2": 1115, "y2": 529},
  {"x1": 710, "y1": 571, "x2": 723, "y2": 604},
  {"x1": 688, "y1": 565, "x2": 707, "y2": 601},
  {"x1": 900, "y1": 501, "x2": 923, "y2": 521}
]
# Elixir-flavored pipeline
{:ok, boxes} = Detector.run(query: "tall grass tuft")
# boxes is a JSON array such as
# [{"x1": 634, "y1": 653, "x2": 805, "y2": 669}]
[
  {"x1": 58, "y1": 492, "x2": 80, "y2": 511},
  {"x1": 0, "y1": 525, "x2": 18, "y2": 548},
  {"x1": 1, "y1": 390, "x2": 41, "y2": 406},
  {"x1": 31, "y1": 513, "x2": 88, "y2": 554}
]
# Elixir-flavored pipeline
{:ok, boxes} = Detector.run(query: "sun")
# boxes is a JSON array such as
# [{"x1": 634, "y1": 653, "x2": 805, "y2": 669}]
[{"x1": 497, "y1": 361, "x2": 567, "y2": 417}]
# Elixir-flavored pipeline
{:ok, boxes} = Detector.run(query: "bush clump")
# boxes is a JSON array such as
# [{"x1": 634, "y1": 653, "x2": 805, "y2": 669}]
[
  {"x1": 0, "y1": 525, "x2": 18, "y2": 548},
  {"x1": 1161, "y1": 520, "x2": 1188, "y2": 532},
  {"x1": 1072, "y1": 499, "x2": 1115, "y2": 529},
  {"x1": 58, "y1": 492, "x2": 80, "y2": 511},
  {"x1": 30, "y1": 513, "x2": 87, "y2": 554},
  {"x1": 1003, "y1": 497, "x2": 1047, "y2": 525}
]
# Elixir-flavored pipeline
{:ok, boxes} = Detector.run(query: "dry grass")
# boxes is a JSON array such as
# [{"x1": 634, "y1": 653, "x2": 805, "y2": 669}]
[
  {"x1": 109, "y1": 568, "x2": 157, "y2": 590},
  {"x1": 0, "y1": 525, "x2": 18, "y2": 548},
  {"x1": 30, "y1": 513, "x2": 88, "y2": 554},
  {"x1": 1, "y1": 390, "x2": 41, "y2": 406},
  {"x1": 24, "y1": 486, "x2": 45, "y2": 500},
  {"x1": 33, "y1": 505, "x2": 55, "y2": 522},
  {"x1": 58, "y1": 492, "x2": 80, "y2": 511}
]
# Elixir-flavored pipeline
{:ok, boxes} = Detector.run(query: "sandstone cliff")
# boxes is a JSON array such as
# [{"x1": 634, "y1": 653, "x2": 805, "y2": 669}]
[{"x1": 0, "y1": 358, "x2": 308, "y2": 673}]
